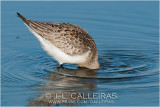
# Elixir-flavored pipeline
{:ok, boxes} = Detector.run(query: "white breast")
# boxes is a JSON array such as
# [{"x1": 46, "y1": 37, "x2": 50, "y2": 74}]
[{"x1": 25, "y1": 23, "x2": 89, "y2": 65}]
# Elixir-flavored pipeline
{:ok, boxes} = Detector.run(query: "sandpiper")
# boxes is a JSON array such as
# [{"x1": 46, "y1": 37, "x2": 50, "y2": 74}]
[{"x1": 17, "y1": 12, "x2": 100, "y2": 69}]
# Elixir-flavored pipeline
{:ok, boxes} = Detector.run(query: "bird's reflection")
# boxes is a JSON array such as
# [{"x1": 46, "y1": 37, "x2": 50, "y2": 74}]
[{"x1": 28, "y1": 67, "x2": 98, "y2": 106}]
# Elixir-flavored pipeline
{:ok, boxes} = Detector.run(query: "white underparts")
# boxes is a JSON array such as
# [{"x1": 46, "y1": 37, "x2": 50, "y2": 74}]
[{"x1": 24, "y1": 23, "x2": 89, "y2": 65}]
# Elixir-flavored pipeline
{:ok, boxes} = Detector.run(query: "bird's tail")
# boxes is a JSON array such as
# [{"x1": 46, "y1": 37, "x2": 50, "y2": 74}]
[{"x1": 17, "y1": 12, "x2": 30, "y2": 25}]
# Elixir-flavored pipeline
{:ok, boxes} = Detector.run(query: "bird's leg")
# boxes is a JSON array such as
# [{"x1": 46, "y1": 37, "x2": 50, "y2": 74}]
[{"x1": 57, "y1": 64, "x2": 63, "y2": 68}]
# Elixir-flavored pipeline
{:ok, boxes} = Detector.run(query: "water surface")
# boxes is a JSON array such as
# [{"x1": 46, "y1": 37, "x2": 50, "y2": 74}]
[{"x1": 1, "y1": 1, "x2": 159, "y2": 106}]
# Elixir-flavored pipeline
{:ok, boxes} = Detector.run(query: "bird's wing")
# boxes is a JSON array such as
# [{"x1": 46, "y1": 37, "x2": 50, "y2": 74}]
[{"x1": 17, "y1": 13, "x2": 96, "y2": 55}]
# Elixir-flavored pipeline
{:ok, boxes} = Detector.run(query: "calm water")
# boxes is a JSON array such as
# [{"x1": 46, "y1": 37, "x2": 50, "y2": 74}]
[{"x1": 1, "y1": 1, "x2": 159, "y2": 106}]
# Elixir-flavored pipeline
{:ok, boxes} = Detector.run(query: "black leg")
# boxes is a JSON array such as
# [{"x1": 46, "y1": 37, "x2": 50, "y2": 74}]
[{"x1": 57, "y1": 64, "x2": 63, "y2": 68}]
